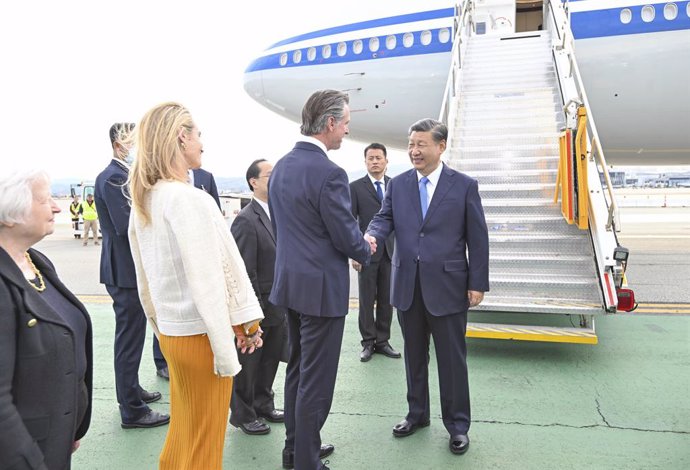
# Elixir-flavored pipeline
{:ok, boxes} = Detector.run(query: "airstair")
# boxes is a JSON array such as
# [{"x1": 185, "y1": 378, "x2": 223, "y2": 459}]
[{"x1": 440, "y1": 0, "x2": 632, "y2": 344}]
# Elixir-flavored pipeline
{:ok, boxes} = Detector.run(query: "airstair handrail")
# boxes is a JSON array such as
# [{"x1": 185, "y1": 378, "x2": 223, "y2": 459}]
[
  {"x1": 547, "y1": 0, "x2": 620, "y2": 232},
  {"x1": 439, "y1": 0, "x2": 474, "y2": 136}
]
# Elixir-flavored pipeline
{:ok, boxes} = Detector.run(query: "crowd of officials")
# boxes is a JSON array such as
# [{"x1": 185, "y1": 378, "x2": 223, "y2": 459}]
[{"x1": 0, "y1": 90, "x2": 489, "y2": 470}]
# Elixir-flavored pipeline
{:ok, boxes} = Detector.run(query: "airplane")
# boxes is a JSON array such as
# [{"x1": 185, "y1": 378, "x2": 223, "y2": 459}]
[{"x1": 243, "y1": 0, "x2": 690, "y2": 165}]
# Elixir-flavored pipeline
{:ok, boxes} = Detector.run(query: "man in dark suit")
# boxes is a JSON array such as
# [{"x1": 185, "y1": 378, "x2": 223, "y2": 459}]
[
  {"x1": 269, "y1": 90, "x2": 373, "y2": 470},
  {"x1": 94, "y1": 123, "x2": 169, "y2": 429},
  {"x1": 366, "y1": 119, "x2": 489, "y2": 456},
  {"x1": 350, "y1": 142, "x2": 400, "y2": 362},
  {"x1": 229, "y1": 158, "x2": 286, "y2": 436},
  {"x1": 190, "y1": 167, "x2": 221, "y2": 210}
]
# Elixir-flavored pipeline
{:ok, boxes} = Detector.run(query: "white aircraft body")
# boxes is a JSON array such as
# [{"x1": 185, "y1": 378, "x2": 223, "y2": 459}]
[{"x1": 243, "y1": 0, "x2": 690, "y2": 165}]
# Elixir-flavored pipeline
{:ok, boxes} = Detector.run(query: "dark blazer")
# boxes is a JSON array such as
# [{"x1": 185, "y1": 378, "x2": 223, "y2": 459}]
[
  {"x1": 231, "y1": 199, "x2": 287, "y2": 327},
  {"x1": 367, "y1": 164, "x2": 490, "y2": 315},
  {"x1": 268, "y1": 142, "x2": 371, "y2": 317},
  {"x1": 94, "y1": 160, "x2": 136, "y2": 288},
  {"x1": 0, "y1": 248, "x2": 93, "y2": 470},
  {"x1": 350, "y1": 174, "x2": 394, "y2": 261},
  {"x1": 192, "y1": 168, "x2": 221, "y2": 210}
]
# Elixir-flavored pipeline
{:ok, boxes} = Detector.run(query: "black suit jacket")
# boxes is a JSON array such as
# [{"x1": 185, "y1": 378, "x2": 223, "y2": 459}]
[
  {"x1": 94, "y1": 159, "x2": 137, "y2": 287},
  {"x1": 192, "y1": 168, "x2": 221, "y2": 210},
  {"x1": 350, "y1": 174, "x2": 394, "y2": 262},
  {"x1": 0, "y1": 247, "x2": 93, "y2": 470},
  {"x1": 231, "y1": 199, "x2": 287, "y2": 327}
]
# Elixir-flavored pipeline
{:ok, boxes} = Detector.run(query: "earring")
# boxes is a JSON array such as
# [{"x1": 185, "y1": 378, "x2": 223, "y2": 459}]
[{"x1": 181, "y1": 142, "x2": 187, "y2": 150}]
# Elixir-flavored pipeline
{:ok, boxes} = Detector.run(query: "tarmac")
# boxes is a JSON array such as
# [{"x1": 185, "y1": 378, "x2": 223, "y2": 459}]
[{"x1": 33, "y1": 201, "x2": 689, "y2": 469}]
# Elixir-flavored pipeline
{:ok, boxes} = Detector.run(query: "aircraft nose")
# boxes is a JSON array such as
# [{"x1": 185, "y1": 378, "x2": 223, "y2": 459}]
[{"x1": 243, "y1": 59, "x2": 264, "y2": 103}]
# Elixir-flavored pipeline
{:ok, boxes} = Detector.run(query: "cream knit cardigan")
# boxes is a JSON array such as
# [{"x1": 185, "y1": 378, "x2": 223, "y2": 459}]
[{"x1": 128, "y1": 180, "x2": 263, "y2": 376}]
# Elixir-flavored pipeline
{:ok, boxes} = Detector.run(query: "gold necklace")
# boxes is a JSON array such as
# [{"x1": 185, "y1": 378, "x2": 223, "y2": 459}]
[{"x1": 24, "y1": 252, "x2": 46, "y2": 292}]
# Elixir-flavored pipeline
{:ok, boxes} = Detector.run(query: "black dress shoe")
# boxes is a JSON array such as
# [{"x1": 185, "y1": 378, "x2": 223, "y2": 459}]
[
  {"x1": 237, "y1": 419, "x2": 270, "y2": 435},
  {"x1": 392, "y1": 419, "x2": 431, "y2": 438},
  {"x1": 449, "y1": 434, "x2": 470, "y2": 455},
  {"x1": 156, "y1": 367, "x2": 169, "y2": 380},
  {"x1": 282, "y1": 444, "x2": 335, "y2": 469},
  {"x1": 376, "y1": 343, "x2": 401, "y2": 358},
  {"x1": 140, "y1": 390, "x2": 162, "y2": 404},
  {"x1": 360, "y1": 344, "x2": 374, "y2": 362},
  {"x1": 258, "y1": 408, "x2": 285, "y2": 423},
  {"x1": 121, "y1": 410, "x2": 170, "y2": 429}
]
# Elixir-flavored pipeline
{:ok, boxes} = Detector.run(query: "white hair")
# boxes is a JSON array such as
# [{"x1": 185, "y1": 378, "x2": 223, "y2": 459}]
[{"x1": 0, "y1": 168, "x2": 50, "y2": 225}]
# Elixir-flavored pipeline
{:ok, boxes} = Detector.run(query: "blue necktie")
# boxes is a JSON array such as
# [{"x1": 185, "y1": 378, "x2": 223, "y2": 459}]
[
  {"x1": 374, "y1": 180, "x2": 384, "y2": 202},
  {"x1": 419, "y1": 176, "x2": 429, "y2": 219}
]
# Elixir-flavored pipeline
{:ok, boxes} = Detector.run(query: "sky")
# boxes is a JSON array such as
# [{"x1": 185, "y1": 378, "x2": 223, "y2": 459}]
[{"x1": 1, "y1": 0, "x2": 447, "y2": 181}]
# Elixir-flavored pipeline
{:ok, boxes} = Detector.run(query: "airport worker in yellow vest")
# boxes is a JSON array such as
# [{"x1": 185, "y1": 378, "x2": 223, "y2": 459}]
[{"x1": 80, "y1": 193, "x2": 99, "y2": 246}]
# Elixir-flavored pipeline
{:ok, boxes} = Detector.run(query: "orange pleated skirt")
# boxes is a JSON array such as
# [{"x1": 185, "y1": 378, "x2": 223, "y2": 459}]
[{"x1": 158, "y1": 333, "x2": 233, "y2": 470}]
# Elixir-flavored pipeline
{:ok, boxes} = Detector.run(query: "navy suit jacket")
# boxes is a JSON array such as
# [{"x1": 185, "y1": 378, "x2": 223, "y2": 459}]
[
  {"x1": 94, "y1": 160, "x2": 137, "y2": 288},
  {"x1": 192, "y1": 168, "x2": 221, "y2": 209},
  {"x1": 268, "y1": 142, "x2": 371, "y2": 317},
  {"x1": 367, "y1": 164, "x2": 489, "y2": 316}
]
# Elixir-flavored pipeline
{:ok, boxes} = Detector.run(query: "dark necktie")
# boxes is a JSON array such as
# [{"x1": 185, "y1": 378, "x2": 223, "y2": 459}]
[
  {"x1": 419, "y1": 176, "x2": 429, "y2": 219},
  {"x1": 374, "y1": 180, "x2": 384, "y2": 202}
]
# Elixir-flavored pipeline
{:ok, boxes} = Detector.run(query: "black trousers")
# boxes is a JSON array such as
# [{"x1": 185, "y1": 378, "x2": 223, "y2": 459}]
[
  {"x1": 230, "y1": 319, "x2": 286, "y2": 425},
  {"x1": 397, "y1": 271, "x2": 471, "y2": 436},
  {"x1": 357, "y1": 255, "x2": 393, "y2": 347},
  {"x1": 106, "y1": 285, "x2": 151, "y2": 422},
  {"x1": 284, "y1": 309, "x2": 344, "y2": 470}
]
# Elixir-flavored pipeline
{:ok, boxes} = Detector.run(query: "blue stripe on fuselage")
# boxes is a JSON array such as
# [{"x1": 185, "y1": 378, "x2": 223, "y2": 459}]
[
  {"x1": 267, "y1": 8, "x2": 456, "y2": 49},
  {"x1": 570, "y1": 2, "x2": 690, "y2": 39},
  {"x1": 246, "y1": 30, "x2": 452, "y2": 73}
]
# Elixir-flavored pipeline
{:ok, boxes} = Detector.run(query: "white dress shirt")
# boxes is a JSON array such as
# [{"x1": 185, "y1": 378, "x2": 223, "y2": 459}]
[{"x1": 417, "y1": 162, "x2": 444, "y2": 209}]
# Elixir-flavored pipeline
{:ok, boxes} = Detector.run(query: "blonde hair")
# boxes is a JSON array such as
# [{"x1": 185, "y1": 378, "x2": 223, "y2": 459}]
[{"x1": 129, "y1": 102, "x2": 195, "y2": 224}]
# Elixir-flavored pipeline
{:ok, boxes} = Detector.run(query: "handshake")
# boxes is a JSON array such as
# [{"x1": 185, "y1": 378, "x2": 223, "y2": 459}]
[{"x1": 364, "y1": 233, "x2": 377, "y2": 255}]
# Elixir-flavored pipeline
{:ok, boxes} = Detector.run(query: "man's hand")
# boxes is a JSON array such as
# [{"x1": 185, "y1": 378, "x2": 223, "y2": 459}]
[
  {"x1": 364, "y1": 233, "x2": 377, "y2": 255},
  {"x1": 351, "y1": 260, "x2": 362, "y2": 272},
  {"x1": 468, "y1": 290, "x2": 484, "y2": 308}
]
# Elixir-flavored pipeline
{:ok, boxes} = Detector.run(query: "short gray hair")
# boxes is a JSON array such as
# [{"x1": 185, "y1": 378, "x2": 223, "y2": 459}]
[
  {"x1": 408, "y1": 118, "x2": 448, "y2": 144},
  {"x1": 300, "y1": 89, "x2": 349, "y2": 136},
  {"x1": 0, "y1": 168, "x2": 50, "y2": 225}
]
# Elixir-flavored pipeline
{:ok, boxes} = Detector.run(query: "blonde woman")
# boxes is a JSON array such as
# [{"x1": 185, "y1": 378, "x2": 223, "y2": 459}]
[{"x1": 128, "y1": 102, "x2": 264, "y2": 470}]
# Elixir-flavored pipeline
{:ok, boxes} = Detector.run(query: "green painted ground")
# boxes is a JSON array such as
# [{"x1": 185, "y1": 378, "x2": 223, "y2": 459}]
[{"x1": 72, "y1": 306, "x2": 689, "y2": 469}]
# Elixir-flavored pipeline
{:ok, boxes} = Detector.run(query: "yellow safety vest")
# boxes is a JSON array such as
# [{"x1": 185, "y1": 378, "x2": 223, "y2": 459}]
[
  {"x1": 70, "y1": 202, "x2": 81, "y2": 219},
  {"x1": 81, "y1": 201, "x2": 98, "y2": 221}
]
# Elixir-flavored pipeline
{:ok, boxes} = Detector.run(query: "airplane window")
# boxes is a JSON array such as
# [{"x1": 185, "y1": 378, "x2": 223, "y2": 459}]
[
  {"x1": 337, "y1": 42, "x2": 347, "y2": 57},
  {"x1": 353, "y1": 39, "x2": 363, "y2": 54},
  {"x1": 386, "y1": 35, "x2": 396, "y2": 50},
  {"x1": 322, "y1": 44, "x2": 332, "y2": 59},
  {"x1": 664, "y1": 3, "x2": 678, "y2": 20},
  {"x1": 438, "y1": 28, "x2": 451, "y2": 43},
  {"x1": 369, "y1": 37, "x2": 379, "y2": 52},
  {"x1": 293, "y1": 50, "x2": 302, "y2": 64},
  {"x1": 307, "y1": 47, "x2": 316, "y2": 61},
  {"x1": 280, "y1": 53, "x2": 288, "y2": 66},
  {"x1": 641, "y1": 5, "x2": 655, "y2": 22},
  {"x1": 403, "y1": 32, "x2": 414, "y2": 48},
  {"x1": 420, "y1": 30, "x2": 432, "y2": 46}
]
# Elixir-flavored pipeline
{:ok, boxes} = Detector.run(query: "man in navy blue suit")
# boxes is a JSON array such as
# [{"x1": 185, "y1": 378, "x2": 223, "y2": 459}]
[
  {"x1": 366, "y1": 118, "x2": 489, "y2": 456},
  {"x1": 94, "y1": 123, "x2": 170, "y2": 429},
  {"x1": 190, "y1": 167, "x2": 221, "y2": 210},
  {"x1": 269, "y1": 90, "x2": 373, "y2": 470}
]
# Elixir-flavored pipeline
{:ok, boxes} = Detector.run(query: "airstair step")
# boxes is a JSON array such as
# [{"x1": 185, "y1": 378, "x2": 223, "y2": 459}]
[
  {"x1": 456, "y1": 121, "x2": 560, "y2": 135},
  {"x1": 480, "y1": 184, "x2": 554, "y2": 199},
  {"x1": 461, "y1": 63, "x2": 555, "y2": 79},
  {"x1": 472, "y1": 170, "x2": 557, "y2": 185},
  {"x1": 456, "y1": 107, "x2": 560, "y2": 123},
  {"x1": 466, "y1": 321, "x2": 598, "y2": 343},
  {"x1": 483, "y1": 205, "x2": 563, "y2": 217},
  {"x1": 456, "y1": 133, "x2": 560, "y2": 146},
  {"x1": 462, "y1": 69, "x2": 556, "y2": 85},
  {"x1": 488, "y1": 238, "x2": 592, "y2": 255},
  {"x1": 452, "y1": 157, "x2": 559, "y2": 172},
  {"x1": 448, "y1": 146, "x2": 559, "y2": 160},
  {"x1": 485, "y1": 216, "x2": 582, "y2": 234}
]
